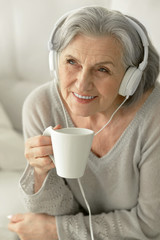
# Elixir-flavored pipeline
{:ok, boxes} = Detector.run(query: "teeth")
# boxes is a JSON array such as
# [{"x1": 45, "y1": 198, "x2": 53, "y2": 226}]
[{"x1": 74, "y1": 93, "x2": 95, "y2": 99}]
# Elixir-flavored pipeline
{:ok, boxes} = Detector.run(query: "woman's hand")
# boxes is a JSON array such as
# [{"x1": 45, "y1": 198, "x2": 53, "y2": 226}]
[
  {"x1": 25, "y1": 134, "x2": 54, "y2": 175},
  {"x1": 25, "y1": 125, "x2": 61, "y2": 192},
  {"x1": 8, "y1": 213, "x2": 58, "y2": 240}
]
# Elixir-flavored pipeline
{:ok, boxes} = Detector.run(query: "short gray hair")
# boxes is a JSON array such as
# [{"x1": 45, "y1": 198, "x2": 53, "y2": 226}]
[{"x1": 53, "y1": 6, "x2": 159, "y2": 106}]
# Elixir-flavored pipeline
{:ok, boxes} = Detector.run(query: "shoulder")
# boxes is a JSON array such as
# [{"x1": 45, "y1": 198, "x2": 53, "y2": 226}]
[
  {"x1": 23, "y1": 81, "x2": 62, "y2": 116},
  {"x1": 23, "y1": 81, "x2": 55, "y2": 108},
  {"x1": 143, "y1": 82, "x2": 160, "y2": 117},
  {"x1": 22, "y1": 81, "x2": 60, "y2": 137},
  {"x1": 139, "y1": 82, "x2": 160, "y2": 134},
  {"x1": 22, "y1": 81, "x2": 68, "y2": 138}
]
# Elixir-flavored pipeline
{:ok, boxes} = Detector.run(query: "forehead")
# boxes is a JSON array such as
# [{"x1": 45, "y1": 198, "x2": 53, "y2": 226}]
[{"x1": 61, "y1": 34, "x2": 123, "y2": 63}]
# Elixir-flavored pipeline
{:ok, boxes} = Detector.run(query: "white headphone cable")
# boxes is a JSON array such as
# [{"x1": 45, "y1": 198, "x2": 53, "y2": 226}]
[
  {"x1": 55, "y1": 83, "x2": 69, "y2": 128},
  {"x1": 94, "y1": 95, "x2": 129, "y2": 136},
  {"x1": 78, "y1": 178, "x2": 95, "y2": 240}
]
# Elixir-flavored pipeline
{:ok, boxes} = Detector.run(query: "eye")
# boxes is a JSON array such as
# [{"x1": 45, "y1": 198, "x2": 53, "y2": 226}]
[
  {"x1": 98, "y1": 67, "x2": 110, "y2": 73},
  {"x1": 66, "y1": 59, "x2": 76, "y2": 65}
]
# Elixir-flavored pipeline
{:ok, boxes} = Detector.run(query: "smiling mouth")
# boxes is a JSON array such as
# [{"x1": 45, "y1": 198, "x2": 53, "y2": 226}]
[{"x1": 73, "y1": 92, "x2": 96, "y2": 100}]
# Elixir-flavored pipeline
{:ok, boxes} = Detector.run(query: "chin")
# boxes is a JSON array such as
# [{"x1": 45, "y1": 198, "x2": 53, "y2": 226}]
[
  {"x1": 68, "y1": 102, "x2": 97, "y2": 118},
  {"x1": 72, "y1": 109, "x2": 95, "y2": 118}
]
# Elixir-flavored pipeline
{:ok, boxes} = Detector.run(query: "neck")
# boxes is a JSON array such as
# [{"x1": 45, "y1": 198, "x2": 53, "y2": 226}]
[{"x1": 94, "y1": 96, "x2": 129, "y2": 135}]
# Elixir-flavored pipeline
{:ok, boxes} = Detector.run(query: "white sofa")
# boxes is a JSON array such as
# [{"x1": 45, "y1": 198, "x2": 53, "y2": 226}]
[{"x1": 0, "y1": 0, "x2": 159, "y2": 239}]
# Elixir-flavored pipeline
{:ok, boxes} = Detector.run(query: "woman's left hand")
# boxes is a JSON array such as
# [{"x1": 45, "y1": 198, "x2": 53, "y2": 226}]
[{"x1": 8, "y1": 212, "x2": 58, "y2": 240}]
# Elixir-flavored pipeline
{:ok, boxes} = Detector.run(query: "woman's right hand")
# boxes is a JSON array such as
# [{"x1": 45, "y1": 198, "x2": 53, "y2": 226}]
[{"x1": 24, "y1": 125, "x2": 61, "y2": 192}]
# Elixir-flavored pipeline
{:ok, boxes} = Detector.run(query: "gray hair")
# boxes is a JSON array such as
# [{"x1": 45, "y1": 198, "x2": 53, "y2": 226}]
[{"x1": 53, "y1": 6, "x2": 159, "y2": 106}]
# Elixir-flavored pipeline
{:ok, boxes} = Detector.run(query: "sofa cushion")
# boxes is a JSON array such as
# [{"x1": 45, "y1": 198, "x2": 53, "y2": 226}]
[
  {"x1": 0, "y1": 170, "x2": 25, "y2": 240},
  {"x1": 0, "y1": 102, "x2": 26, "y2": 170}
]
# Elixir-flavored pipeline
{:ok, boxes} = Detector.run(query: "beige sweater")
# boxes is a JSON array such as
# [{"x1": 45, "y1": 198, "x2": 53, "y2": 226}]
[{"x1": 20, "y1": 80, "x2": 160, "y2": 239}]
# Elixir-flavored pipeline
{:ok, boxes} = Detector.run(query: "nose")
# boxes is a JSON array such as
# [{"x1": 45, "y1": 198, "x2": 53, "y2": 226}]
[{"x1": 75, "y1": 67, "x2": 93, "y2": 92}]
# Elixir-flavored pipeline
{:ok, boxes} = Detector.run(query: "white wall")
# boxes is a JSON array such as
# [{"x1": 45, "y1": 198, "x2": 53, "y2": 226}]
[
  {"x1": 110, "y1": 0, "x2": 160, "y2": 54},
  {"x1": 0, "y1": 0, "x2": 111, "y2": 84},
  {"x1": 52, "y1": 0, "x2": 111, "y2": 16}
]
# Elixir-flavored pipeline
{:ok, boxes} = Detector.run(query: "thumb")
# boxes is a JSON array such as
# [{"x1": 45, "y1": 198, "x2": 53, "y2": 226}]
[
  {"x1": 8, "y1": 213, "x2": 24, "y2": 223},
  {"x1": 53, "y1": 124, "x2": 62, "y2": 130}
]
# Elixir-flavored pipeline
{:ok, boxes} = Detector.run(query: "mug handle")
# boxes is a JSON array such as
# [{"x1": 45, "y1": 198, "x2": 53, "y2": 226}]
[{"x1": 43, "y1": 126, "x2": 55, "y2": 162}]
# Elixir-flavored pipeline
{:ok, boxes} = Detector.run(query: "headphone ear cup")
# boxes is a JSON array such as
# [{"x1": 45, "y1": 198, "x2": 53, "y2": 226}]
[
  {"x1": 49, "y1": 50, "x2": 59, "y2": 84},
  {"x1": 119, "y1": 67, "x2": 143, "y2": 96},
  {"x1": 49, "y1": 50, "x2": 54, "y2": 72}
]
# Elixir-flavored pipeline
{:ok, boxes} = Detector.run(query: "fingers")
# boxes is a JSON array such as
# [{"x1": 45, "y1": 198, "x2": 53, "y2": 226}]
[
  {"x1": 24, "y1": 125, "x2": 62, "y2": 176},
  {"x1": 25, "y1": 143, "x2": 53, "y2": 160},
  {"x1": 25, "y1": 137, "x2": 54, "y2": 170},
  {"x1": 8, "y1": 213, "x2": 27, "y2": 236},
  {"x1": 53, "y1": 124, "x2": 62, "y2": 130},
  {"x1": 8, "y1": 213, "x2": 24, "y2": 223},
  {"x1": 25, "y1": 135, "x2": 52, "y2": 149},
  {"x1": 8, "y1": 213, "x2": 58, "y2": 240}
]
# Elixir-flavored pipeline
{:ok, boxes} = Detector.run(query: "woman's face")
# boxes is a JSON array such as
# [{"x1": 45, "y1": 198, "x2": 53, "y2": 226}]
[{"x1": 58, "y1": 34, "x2": 126, "y2": 118}]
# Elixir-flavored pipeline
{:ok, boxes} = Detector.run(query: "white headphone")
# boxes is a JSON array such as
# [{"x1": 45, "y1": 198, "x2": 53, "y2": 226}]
[
  {"x1": 119, "y1": 17, "x2": 149, "y2": 96},
  {"x1": 48, "y1": 7, "x2": 149, "y2": 97}
]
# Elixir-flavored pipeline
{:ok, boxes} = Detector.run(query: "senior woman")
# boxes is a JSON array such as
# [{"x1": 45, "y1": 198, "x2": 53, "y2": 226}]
[{"x1": 8, "y1": 6, "x2": 160, "y2": 240}]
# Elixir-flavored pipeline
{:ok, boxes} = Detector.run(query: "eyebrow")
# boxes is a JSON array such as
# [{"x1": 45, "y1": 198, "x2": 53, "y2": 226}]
[
  {"x1": 65, "y1": 54, "x2": 115, "y2": 67},
  {"x1": 95, "y1": 61, "x2": 115, "y2": 67}
]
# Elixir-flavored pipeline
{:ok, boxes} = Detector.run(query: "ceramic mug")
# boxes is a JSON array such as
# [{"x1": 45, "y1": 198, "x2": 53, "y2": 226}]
[{"x1": 43, "y1": 126, "x2": 94, "y2": 178}]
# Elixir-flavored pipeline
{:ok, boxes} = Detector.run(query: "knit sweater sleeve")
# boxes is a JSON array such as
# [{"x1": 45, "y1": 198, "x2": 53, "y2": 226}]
[
  {"x1": 20, "y1": 165, "x2": 80, "y2": 216},
  {"x1": 19, "y1": 82, "x2": 79, "y2": 216}
]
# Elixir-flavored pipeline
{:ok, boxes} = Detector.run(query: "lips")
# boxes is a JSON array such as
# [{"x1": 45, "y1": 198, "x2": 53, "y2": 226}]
[
  {"x1": 72, "y1": 92, "x2": 97, "y2": 103},
  {"x1": 73, "y1": 92, "x2": 95, "y2": 99}
]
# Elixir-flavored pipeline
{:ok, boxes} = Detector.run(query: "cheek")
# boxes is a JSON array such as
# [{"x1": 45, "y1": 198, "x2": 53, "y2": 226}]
[
  {"x1": 58, "y1": 71, "x2": 69, "y2": 90},
  {"x1": 59, "y1": 66, "x2": 75, "y2": 86},
  {"x1": 96, "y1": 78, "x2": 120, "y2": 98},
  {"x1": 59, "y1": 70, "x2": 75, "y2": 100}
]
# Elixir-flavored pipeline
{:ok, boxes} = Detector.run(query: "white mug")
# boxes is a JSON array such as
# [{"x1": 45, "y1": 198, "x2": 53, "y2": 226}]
[{"x1": 43, "y1": 126, "x2": 94, "y2": 178}]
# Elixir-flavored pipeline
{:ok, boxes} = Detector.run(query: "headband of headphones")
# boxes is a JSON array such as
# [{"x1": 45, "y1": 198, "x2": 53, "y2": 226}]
[{"x1": 125, "y1": 16, "x2": 149, "y2": 69}]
